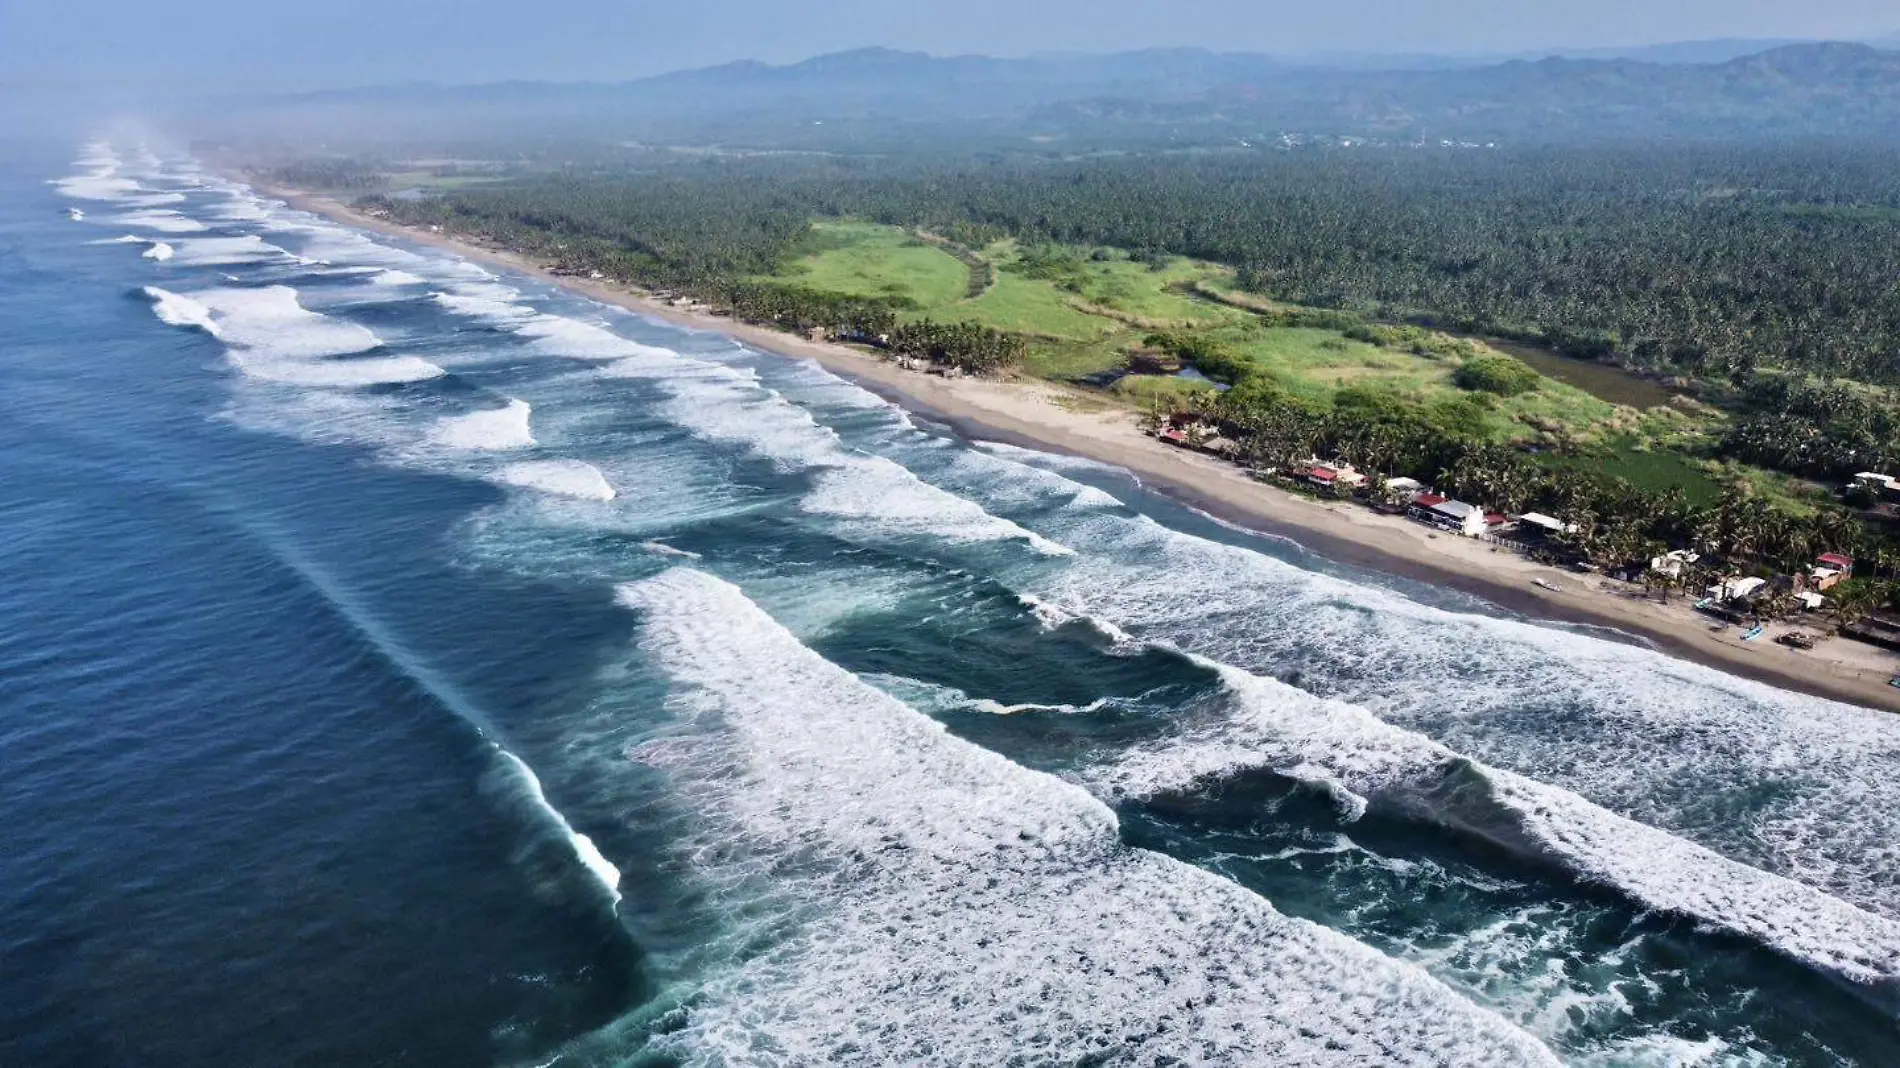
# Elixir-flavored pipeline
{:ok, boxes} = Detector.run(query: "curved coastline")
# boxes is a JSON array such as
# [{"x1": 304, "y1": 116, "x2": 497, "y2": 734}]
[{"x1": 258, "y1": 181, "x2": 1900, "y2": 715}]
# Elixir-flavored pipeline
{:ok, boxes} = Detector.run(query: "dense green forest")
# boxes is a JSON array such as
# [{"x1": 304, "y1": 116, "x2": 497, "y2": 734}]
[
  {"x1": 338, "y1": 142, "x2": 1900, "y2": 603},
  {"x1": 367, "y1": 145, "x2": 1900, "y2": 383}
]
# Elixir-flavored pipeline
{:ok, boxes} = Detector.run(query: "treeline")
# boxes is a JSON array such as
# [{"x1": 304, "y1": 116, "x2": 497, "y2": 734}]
[
  {"x1": 372, "y1": 179, "x2": 1028, "y2": 373},
  {"x1": 266, "y1": 159, "x2": 388, "y2": 191},
  {"x1": 1721, "y1": 376, "x2": 1900, "y2": 483},
  {"x1": 378, "y1": 143, "x2": 1900, "y2": 385},
  {"x1": 889, "y1": 320, "x2": 1025, "y2": 373},
  {"x1": 809, "y1": 145, "x2": 1900, "y2": 386},
  {"x1": 353, "y1": 146, "x2": 1900, "y2": 608},
  {"x1": 367, "y1": 144, "x2": 1900, "y2": 483}
]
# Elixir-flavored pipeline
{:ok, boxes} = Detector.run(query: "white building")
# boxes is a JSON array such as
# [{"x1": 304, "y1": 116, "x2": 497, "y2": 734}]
[
  {"x1": 1706, "y1": 576, "x2": 1767, "y2": 603},
  {"x1": 1517, "y1": 512, "x2": 1574, "y2": 540},
  {"x1": 1649, "y1": 549, "x2": 1700, "y2": 578},
  {"x1": 1425, "y1": 499, "x2": 1488, "y2": 537}
]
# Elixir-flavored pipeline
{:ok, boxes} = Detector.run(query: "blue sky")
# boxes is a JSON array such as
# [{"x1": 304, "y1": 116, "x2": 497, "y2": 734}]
[{"x1": 3, "y1": 0, "x2": 1896, "y2": 90}]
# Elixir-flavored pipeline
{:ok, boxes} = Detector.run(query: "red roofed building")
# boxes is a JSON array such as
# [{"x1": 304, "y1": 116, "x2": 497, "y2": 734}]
[{"x1": 1306, "y1": 462, "x2": 1366, "y2": 494}]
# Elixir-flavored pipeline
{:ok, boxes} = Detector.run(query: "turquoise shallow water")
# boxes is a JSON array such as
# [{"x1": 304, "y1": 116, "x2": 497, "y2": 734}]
[{"x1": 4, "y1": 137, "x2": 1899, "y2": 1066}]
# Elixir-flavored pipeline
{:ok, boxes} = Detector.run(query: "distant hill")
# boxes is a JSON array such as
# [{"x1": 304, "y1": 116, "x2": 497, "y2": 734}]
[
  {"x1": 1531, "y1": 38, "x2": 1814, "y2": 64},
  {"x1": 256, "y1": 42, "x2": 1900, "y2": 147}
]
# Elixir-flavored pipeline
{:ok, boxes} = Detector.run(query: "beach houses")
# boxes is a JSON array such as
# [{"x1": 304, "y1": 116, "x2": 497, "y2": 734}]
[
  {"x1": 1409, "y1": 494, "x2": 1488, "y2": 536},
  {"x1": 1306, "y1": 462, "x2": 1367, "y2": 495},
  {"x1": 1649, "y1": 549, "x2": 1700, "y2": 579},
  {"x1": 1515, "y1": 512, "x2": 1573, "y2": 542},
  {"x1": 1705, "y1": 575, "x2": 1768, "y2": 605}
]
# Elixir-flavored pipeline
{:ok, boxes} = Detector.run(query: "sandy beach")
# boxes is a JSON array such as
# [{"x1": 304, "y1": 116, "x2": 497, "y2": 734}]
[{"x1": 266, "y1": 184, "x2": 1900, "y2": 713}]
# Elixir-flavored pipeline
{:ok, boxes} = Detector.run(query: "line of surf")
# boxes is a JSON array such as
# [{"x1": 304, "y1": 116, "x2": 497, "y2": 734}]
[
  {"x1": 608, "y1": 567, "x2": 1557, "y2": 1065},
  {"x1": 236, "y1": 515, "x2": 623, "y2": 906},
  {"x1": 142, "y1": 284, "x2": 443, "y2": 386},
  {"x1": 720, "y1": 370, "x2": 1900, "y2": 1003},
  {"x1": 1087, "y1": 651, "x2": 1900, "y2": 1002},
  {"x1": 420, "y1": 278, "x2": 1070, "y2": 556}
]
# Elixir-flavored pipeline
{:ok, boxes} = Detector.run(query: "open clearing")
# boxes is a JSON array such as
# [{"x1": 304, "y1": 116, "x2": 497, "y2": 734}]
[{"x1": 771, "y1": 220, "x2": 1743, "y2": 487}]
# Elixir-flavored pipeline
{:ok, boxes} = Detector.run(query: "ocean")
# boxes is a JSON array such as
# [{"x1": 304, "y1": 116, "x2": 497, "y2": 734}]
[{"x1": 4, "y1": 137, "x2": 1898, "y2": 1066}]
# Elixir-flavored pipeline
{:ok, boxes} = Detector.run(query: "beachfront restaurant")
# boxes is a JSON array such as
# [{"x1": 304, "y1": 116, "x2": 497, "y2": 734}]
[
  {"x1": 1515, "y1": 512, "x2": 1573, "y2": 542},
  {"x1": 1306, "y1": 462, "x2": 1367, "y2": 494},
  {"x1": 1410, "y1": 495, "x2": 1488, "y2": 536}
]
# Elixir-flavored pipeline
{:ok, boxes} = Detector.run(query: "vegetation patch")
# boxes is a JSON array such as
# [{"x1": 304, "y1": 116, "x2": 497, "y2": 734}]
[{"x1": 1454, "y1": 353, "x2": 1544, "y2": 396}]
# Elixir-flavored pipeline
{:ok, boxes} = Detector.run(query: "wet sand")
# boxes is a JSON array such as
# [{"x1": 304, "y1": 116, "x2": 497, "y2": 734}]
[{"x1": 266, "y1": 184, "x2": 1900, "y2": 714}]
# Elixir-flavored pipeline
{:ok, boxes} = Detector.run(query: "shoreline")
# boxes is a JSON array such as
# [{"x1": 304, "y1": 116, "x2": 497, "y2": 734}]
[{"x1": 264, "y1": 183, "x2": 1900, "y2": 714}]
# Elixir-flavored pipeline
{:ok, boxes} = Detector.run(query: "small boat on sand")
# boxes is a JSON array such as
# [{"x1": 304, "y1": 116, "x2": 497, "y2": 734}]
[
  {"x1": 1741, "y1": 624, "x2": 1765, "y2": 641},
  {"x1": 1532, "y1": 578, "x2": 1559, "y2": 592}
]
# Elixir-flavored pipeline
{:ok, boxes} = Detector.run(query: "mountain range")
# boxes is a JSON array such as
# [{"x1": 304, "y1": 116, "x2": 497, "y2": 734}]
[{"x1": 257, "y1": 39, "x2": 1900, "y2": 147}]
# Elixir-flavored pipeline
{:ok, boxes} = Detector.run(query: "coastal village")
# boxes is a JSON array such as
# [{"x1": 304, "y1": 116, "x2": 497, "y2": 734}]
[
  {"x1": 1152, "y1": 409, "x2": 1900, "y2": 685},
  {"x1": 322, "y1": 181, "x2": 1900, "y2": 709}
]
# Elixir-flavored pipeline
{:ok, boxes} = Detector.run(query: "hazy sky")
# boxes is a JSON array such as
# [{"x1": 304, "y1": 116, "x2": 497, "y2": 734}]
[{"x1": 4, "y1": 0, "x2": 1896, "y2": 90}]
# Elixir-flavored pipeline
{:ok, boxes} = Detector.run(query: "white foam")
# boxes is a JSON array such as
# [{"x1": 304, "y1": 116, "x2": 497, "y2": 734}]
[
  {"x1": 143, "y1": 286, "x2": 222, "y2": 336},
  {"x1": 142, "y1": 241, "x2": 174, "y2": 261},
  {"x1": 371, "y1": 269, "x2": 427, "y2": 287},
  {"x1": 639, "y1": 540, "x2": 701, "y2": 559},
  {"x1": 108, "y1": 209, "x2": 206, "y2": 234},
  {"x1": 55, "y1": 174, "x2": 141, "y2": 200},
  {"x1": 166, "y1": 235, "x2": 289, "y2": 267},
  {"x1": 171, "y1": 285, "x2": 380, "y2": 359},
  {"x1": 519, "y1": 314, "x2": 677, "y2": 361},
  {"x1": 210, "y1": 192, "x2": 276, "y2": 222},
  {"x1": 117, "y1": 191, "x2": 187, "y2": 207},
  {"x1": 495, "y1": 749, "x2": 622, "y2": 902},
  {"x1": 496, "y1": 460, "x2": 615, "y2": 501},
  {"x1": 433, "y1": 399, "x2": 535, "y2": 451},
  {"x1": 228, "y1": 352, "x2": 446, "y2": 387},
  {"x1": 1095, "y1": 659, "x2": 1900, "y2": 993},
  {"x1": 67, "y1": 207, "x2": 85, "y2": 221},
  {"x1": 271, "y1": 216, "x2": 491, "y2": 280},
  {"x1": 145, "y1": 284, "x2": 438, "y2": 387},
  {"x1": 612, "y1": 569, "x2": 1558, "y2": 1066},
  {"x1": 804, "y1": 463, "x2": 1073, "y2": 555},
  {"x1": 613, "y1": 359, "x2": 1071, "y2": 555},
  {"x1": 908, "y1": 434, "x2": 1900, "y2": 934},
  {"x1": 432, "y1": 287, "x2": 537, "y2": 324}
]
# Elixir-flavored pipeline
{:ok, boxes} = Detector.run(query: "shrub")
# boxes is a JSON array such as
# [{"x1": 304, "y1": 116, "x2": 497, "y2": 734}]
[{"x1": 1455, "y1": 353, "x2": 1542, "y2": 396}]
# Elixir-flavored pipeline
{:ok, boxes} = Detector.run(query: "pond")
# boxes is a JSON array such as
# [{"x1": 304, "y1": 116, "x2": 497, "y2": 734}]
[{"x1": 1491, "y1": 339, "x2": 1677, "y2": 409}]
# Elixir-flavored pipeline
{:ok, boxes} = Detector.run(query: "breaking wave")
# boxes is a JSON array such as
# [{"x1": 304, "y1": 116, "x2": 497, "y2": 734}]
[
  {"x1": 144, "y1": 284, "x2": 441, "y2": 387},
  {"x1": 227, "y1": 352, "x2": 446, "y2": 387},
  {"x1": 109, "y1": 209, "x2": 207, "y2": 234},
  {"x1": 1093, "y1": 659, "x2": 1900, "y2": 999},
  {"x1": 496, "y1": 460, "x2": 615, "y2": 501},
  {"x1": 493, "y1": 750, "x2": 622, "y2": 903},
  {"x1": 610, "y1": 568, "x2": 1559, "y2": 1066},
  {"x1": 433, "y1": 399, "x2": 535, "y2": 451},
  {"x1": 143, "y1": 286, "x2": 221, "y2": 337}
]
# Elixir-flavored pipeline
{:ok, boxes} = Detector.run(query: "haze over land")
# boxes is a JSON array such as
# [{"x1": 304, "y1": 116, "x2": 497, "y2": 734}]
[
  {"x1": 4, "y1": 0, "x2": 1898, "y2": 89},
  {"x1": 11, "y1": 3, "x2": 1900, "y2": 1067}
]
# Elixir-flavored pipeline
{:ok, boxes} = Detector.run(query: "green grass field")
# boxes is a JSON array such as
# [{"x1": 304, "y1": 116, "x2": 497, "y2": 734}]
[
  {"x1": 779, "y1": 222, "x2": 972, "y2": 308},
  {"x1": 768, "y1": 220, "x2": 1718, "y2": 452}
]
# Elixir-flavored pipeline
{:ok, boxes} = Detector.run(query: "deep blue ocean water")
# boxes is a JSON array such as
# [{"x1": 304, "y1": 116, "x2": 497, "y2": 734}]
[{"x1": 4, "y1": 138, "x2": 1899, "y2": 1066}]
